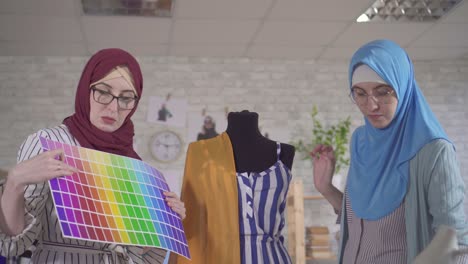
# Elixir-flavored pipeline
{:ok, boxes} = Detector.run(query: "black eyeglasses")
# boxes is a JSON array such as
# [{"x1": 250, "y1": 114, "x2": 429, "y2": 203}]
[{"x1": 91, "y1": 84, "x2": 138, "y2": 110}]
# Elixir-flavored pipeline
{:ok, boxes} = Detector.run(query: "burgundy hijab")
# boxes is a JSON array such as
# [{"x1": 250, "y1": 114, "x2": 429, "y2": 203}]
[{"x1": 63, "y1": 48, "x2": 143, "y2": 160}]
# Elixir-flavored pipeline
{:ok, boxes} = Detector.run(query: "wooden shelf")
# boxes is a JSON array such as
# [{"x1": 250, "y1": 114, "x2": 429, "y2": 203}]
[
  {"x1": 286, "y1": 179, "x2": 306, "y2": 264},
  {"x1": 304, "y1": 195, "x2": 324, "y2": 200},
  {"x1": 305, "y1": 256, "x2": 337, "y2": 260},
  {"x1": 287, "y1": 180, "x2": 334, "y2": 264}
]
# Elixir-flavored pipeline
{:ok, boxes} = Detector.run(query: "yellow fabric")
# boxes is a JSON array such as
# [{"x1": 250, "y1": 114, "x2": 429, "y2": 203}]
[{"x1": 176, "y1": 132, "x2": 240, "y2": 264}]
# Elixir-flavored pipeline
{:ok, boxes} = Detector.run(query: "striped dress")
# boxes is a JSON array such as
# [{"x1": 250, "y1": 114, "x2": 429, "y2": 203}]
[
  {"x1": 342, "y1": 193, "x2": 468, "y2": 264},
  {"x1": 0, "y1": 125, "x2": 167, "y2": 264},
  {"x1": 236, "y1": 142, "x2": 292, "y2": 264},
  {"x1": 342, "y1": 194, "x2": 407, "y2": 264}
]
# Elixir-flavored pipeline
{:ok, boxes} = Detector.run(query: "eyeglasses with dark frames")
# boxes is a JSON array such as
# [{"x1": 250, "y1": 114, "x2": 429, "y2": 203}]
[{"x1": 90, "y1": 83, "x2": 138, "y2": 110}]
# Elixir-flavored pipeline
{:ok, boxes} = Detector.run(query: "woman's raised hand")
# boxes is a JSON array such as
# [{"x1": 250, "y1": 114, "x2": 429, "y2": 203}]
[
  {"x1": 8, "y1": 149, "x2": 78, "y2": 188},
  {"x1": 164, "y1": 191, "x2": 186, "y2": 220},
  {"x1": 310, "y1": 144, "x2": 337, "y2": 195}
]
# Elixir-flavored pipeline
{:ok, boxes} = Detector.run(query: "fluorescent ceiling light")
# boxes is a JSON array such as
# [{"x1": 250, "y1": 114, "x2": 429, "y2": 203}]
[
  {"x1": 356, "y1": 0, "x2": 464, "y2": 22},
  {"x1": 357, "y1": 14, "x2": 371, "y2": 22},
  {"x1": 82, "y1": 0, "x2": 173, "y2": 17}
]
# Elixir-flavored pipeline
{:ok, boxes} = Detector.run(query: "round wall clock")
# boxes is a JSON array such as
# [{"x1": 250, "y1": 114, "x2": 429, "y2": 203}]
[{"x1": 150, "y1": 130, "x2": 183, "y2": 163}]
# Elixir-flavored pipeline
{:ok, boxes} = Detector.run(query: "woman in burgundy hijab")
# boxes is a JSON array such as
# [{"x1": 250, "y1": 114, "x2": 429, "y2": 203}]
[
  {"x1": 0, "y1": 49, "x2": 185, "y2": 263},
  {"x1": 64, "y1": 48, "x2": 144, "y2": 159}
]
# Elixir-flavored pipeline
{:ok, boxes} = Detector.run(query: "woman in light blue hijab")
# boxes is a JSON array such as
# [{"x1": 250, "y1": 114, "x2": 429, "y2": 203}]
[{"x1": 312, "y1": 39, "x2": 468, "y2": 263}]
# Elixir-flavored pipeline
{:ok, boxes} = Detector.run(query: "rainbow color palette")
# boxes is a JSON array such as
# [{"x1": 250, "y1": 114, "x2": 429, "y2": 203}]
[{"x1": 40, "y1": 137, "x2": 190, "y2": 259}]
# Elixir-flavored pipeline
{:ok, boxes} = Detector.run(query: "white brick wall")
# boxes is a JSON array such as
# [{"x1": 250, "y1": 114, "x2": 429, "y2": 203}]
[{"x1": 1, "y1": 56, "x2": 467, "y2": 227}]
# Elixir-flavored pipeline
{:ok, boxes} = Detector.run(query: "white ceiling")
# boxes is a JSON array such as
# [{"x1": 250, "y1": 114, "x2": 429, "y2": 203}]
[{"x1": 1, "y1": 0, "x2": 468, "y2": 60}]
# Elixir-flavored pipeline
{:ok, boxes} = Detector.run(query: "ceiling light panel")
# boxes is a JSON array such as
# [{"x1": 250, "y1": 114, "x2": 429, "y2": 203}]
[
  {"x1": 356, "y1": 0, "x2": 464, "y2": 22},
  {"x1": 82, "y1": 0, "x2": 173, "y2": 17}
]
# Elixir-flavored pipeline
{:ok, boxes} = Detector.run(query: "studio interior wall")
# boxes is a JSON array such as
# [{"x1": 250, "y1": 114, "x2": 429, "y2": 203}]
[{"x1": 1, "y1": 56, "x2": 467, "y2": 227}]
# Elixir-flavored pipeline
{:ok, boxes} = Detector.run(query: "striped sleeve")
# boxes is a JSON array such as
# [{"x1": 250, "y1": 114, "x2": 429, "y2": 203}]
[
  {"x1": 0, "y1": 132, "x2": 49, "y2": 258},
  {"x1": 425, "y1": 141, "x2": 468, "y2": 263},
  {"x1": 454, "y1": 246, "x2": 468, "y2": 263},
  {"x1": 126, "y1": 246, "x2": 167, "y2": 264},
  {"x1": 426, "y1": 140, "x2": 468, "y2": 245}
]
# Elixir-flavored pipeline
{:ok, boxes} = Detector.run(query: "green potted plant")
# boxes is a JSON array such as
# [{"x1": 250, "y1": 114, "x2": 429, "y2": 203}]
[{"x1": 291, "y1": 106, "x2": 351, "y2": 174}]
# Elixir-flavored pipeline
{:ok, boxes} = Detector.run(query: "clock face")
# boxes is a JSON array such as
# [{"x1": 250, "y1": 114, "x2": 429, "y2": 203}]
[{"x1": 150, "y1": 130, "x2": 183, "y2": 163}]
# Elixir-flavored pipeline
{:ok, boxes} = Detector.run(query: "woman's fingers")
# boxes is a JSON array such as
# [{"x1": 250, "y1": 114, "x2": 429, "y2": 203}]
[
  {"x1": 169, "y1": 203, "x2": 186, "y2": 219},
  {"x1": 45, "y1": 149, "x2": 79, "y2": 173},
  {"x1": 163, "y1": 191, "x2": 178, "y2": 198},
  {"x1": 164, "y1": 192, "x2": 186, "y2": 219},
  {"x1": 311, "y1": 144, "x2": 325, "y2": 157},
  {"x1": 166, "y1": 198, "x2": 185, "y2": 209},
  {"x1": 45, "y1": 148, "x2": 66, "y2": 161},
  {"x1": 164, "y1": 192, "x2": 182, "y2": 204},
  {"x1": 53, "y1": 164, "x2": 79, "y2": 178},
  {"x1": 311, "y1": 144, "x2": 335, "y2": 159},
  {"x1": 171, "y1": 206, "x2": 186, "y2": 219},
  {"x1": 12, "y1": 149, "x2": 80, "y2": 185},
  {"x1": 43, "y1": 155, "x2": 77, "y2": 179}
]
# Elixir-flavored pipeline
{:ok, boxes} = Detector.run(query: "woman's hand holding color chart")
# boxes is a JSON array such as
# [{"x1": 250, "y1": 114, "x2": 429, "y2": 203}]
[{"x1": 40, "y1": 136, "x2": 191, "y2": 259}]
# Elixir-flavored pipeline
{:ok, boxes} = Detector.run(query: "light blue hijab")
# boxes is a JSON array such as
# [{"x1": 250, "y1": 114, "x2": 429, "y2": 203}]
[{"x1": 347, "y1": 39, "x2": 450, "y2": 220}]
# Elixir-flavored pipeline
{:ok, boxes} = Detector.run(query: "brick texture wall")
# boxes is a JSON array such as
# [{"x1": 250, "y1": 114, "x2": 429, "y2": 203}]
[{"x1": 1, "y1": 56, "x2": 467, "y2": 228}]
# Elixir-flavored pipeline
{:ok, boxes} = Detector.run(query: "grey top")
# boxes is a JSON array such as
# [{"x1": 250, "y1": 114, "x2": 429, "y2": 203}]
[{"x1": 338, "y1": 139, "x2": 468, "y2": 264}]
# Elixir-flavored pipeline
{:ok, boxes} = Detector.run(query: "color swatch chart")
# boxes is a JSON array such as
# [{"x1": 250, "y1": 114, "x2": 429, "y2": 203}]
[{"x1": 40, "y1": 137, "x2": 190, "y2": 259}]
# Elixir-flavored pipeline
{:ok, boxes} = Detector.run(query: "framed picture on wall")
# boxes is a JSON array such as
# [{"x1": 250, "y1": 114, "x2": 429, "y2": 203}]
[
  {"x1": 146, "y1": 94, "x2": 188, "y2": 127},
  {"x1": 187, "y1": 111, "x2": 228, "y2": 143}
]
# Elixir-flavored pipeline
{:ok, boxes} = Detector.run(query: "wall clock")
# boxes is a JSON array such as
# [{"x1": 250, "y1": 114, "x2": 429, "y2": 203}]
[{"x1": 150, "y1": 130, "x2": 183, "y2": 163}]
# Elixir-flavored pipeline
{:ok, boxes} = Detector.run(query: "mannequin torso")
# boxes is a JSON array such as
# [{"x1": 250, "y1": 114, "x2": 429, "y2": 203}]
[{"x1": 225, "y1": 110, "x2": 295, "y2": 172}]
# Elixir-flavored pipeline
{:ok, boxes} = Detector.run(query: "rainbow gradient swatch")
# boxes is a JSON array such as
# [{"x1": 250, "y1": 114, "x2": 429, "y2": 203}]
[{"x1": 40, "y1": 137, "x2": 190, "y2": 259}]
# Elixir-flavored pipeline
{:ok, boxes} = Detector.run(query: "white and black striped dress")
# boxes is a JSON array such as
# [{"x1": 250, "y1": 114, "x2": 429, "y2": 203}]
[
  {"x1": 0, "y1": 125, "x2": 167, "y2": 264},
  {"x1": 342, "y1": 194, "x2": 407, "y2": 264},
  {"x1": 236, "y1": 142, "x2": 292, "y2": 264}
]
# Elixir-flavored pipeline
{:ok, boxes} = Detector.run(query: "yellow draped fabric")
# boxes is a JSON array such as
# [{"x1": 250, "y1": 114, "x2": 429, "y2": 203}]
[{"x1": 176, "y1": 132, "x2": 240, "y2": 264}]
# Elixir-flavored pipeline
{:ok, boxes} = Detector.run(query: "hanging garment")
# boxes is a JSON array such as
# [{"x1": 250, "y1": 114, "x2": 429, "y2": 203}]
[
  {"x1": 236, "y1": 142, "x2": 292, "y2": 264},
  {"x1": 177, "y1": 132, "x2": 240, "y2": 264}
]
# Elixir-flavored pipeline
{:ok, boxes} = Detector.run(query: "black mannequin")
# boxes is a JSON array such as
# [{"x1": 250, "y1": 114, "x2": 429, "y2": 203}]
[{"x1": 225, "y1": 110, "x2": 295, "y2": 172}]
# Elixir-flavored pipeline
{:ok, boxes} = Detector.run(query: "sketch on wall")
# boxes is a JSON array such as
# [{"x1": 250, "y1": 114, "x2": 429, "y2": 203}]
[
  {"x1": 147, "y1": 93, "x2": 188, "y2": 127},
  {"x1": 187, "y1": 109, "x2": 228, "y2": 143}
]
